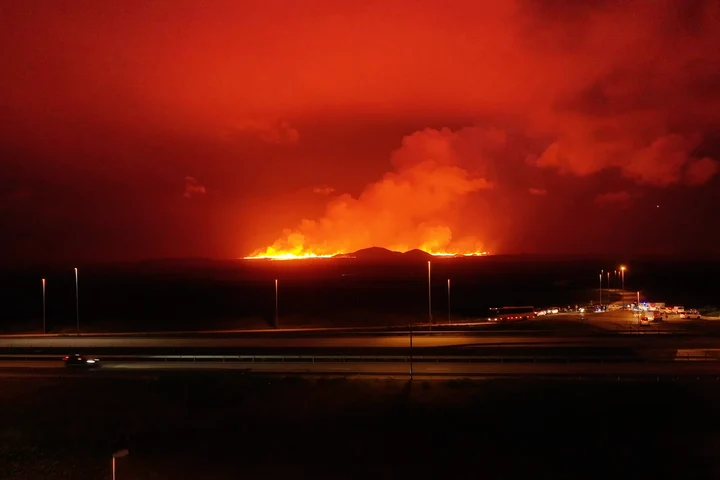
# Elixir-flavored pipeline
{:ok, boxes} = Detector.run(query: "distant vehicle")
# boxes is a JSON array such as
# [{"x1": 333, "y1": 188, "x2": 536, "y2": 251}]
[
  {"x1": 642, "y1": 311, "x2": 664, "y2": 322},
  {"x1": 63, "y1": 354, "x2": 100, "y2": 368},
  {"x1": 681, "y1": 310, "x2": 701, "y2": 319},
  {"x1": 670, "y1": 306, "x2": 685, "y2": 314},
  {"x1": 488, "y1": 306, "x2": 536, "y2": 322}
]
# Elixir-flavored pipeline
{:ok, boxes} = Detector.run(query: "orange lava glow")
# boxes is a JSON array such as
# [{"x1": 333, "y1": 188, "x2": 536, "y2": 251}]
[
  {"x1": 244, "y1": 252, "x2": 337, "y2": 261},
  {"x1": 243, "y1": 249, "x2": 490, "y2": 261}
]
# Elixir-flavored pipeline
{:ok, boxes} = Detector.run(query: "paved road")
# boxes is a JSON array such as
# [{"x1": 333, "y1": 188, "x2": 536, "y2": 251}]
[
  {"x1": 0, "y1": 322, "x2": 497, "y2": 338},
  {"x1": 0, "y1": 334, "x2": 603, "y2": 349},
  {"x1": 3, "y1": 359, "x2": 720, "y2": 377},
  {"x1": 4, "y1": 333, "x2": 720, "y2": 350}
]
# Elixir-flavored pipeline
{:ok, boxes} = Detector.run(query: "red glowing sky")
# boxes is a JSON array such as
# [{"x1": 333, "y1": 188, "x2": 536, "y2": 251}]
[{"x1": 1, "y1": 0, "x2": 719, "y2": 262}]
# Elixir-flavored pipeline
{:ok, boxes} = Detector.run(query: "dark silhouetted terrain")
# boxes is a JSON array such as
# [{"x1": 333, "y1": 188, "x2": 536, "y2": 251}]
[{"x1": 1, "y1": 255, "x2": 718, "y2": 333}]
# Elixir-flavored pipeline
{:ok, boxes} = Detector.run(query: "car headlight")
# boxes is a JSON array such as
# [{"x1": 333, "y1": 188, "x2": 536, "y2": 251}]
[{"x1": 86, "y1": 359, "x2": 95, "y2": 364}]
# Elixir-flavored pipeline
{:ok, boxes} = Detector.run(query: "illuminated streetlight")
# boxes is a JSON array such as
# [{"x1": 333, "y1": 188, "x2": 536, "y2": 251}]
[
  {"x1": 74, "y1": 268, "x2": 80, "y2": 336},
  {"x1": 409, "y1": 318, "x2": 413, "y2": 379},
  {"x1": 274, "y1": 279, "x2": 279, "y2": 328},
  {"x1": 427, "y1": 261, "x2": 432, "y2": 325},
  {"x1": 599, "y1": 270, "x2": 603, "y2": 306},
  {"x1": 41, "y1": 278, "x2": 46, "y2": 334},
  {"x1": 112, "y1": 449, "x2": 129, "y2": 480},
  {"x1": 620, "y1": 266, "x2": 626, "y2": 290},
  {"x1": 447, "y1": 278, "x2": 451, "y2": 324}
]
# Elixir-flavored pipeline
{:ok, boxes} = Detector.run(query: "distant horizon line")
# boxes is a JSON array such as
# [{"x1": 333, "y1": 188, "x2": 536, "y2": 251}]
[{"x1": 3, "y1": 251, "x2": 720, "y2": 270}]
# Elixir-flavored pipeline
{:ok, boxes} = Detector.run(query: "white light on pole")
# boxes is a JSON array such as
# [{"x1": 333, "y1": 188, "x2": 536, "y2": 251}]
[
  {"x1": 447, "y1": 278, "x2": 451, "y2": 324},
  {"x1": 409, "y1": 318, "x2": 413, "y2": 379},
  {"x1": 599, "y1": 270, "x2": 603, "y2": 306},
  {"x1": 112, "y1": 449, "x2": 129, "y2": 480},
  {"x1": 427, "y1": 261, "x2": 432, "y2": 325},
  {"x1": 274, "y1": 279, "x2": 279, "y2": 328},
  {"x1": 41, "y1": 278, "x2": 46, "y2": 334},
  {"x1": 607, "y1": 271, "x2": 610, "y2": 290},
  {"x1": 74, "y1": 268, "x2": 80, "y2": 336},
  {"x1": 620, "y1": 266, "x2": 626, "y2": 290}
]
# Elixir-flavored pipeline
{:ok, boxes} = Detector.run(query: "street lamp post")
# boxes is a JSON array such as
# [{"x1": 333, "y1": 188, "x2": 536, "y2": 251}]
[
  {"x1": 620, "y1": 266, "x2": 626, "y2": 290},
  {"x1": 274, "y1": 279, "x2": 279, "y2": 328},
  {"x1": 427, "y1": 261, "x2": 432, "y2": 325},
  {"x1": 74, "y1": 268, "x2": 79, "y2": 336},
  {"x1": 112, "y1": 449, "x2": 129, "y2": 480},
  {"x1": 607, "y1": 271, "x2": 610, "y2": 290},
  {"x1": 41, "y1": 278, "x2": 46, "y2": 334},
  {"x1": 409, "y1": 319, "x2": 413, "y2": 379},
  {"x1": 447, "y1": 278, "x2": 451, "y2": 324},
  {"x1": 599, "y1": 270, "x2": 603, "y2": 306}
]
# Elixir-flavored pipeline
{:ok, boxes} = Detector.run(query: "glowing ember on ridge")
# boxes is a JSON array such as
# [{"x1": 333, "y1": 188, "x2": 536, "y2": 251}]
[{"x1": 243, "y1": 249, "x2": 490, "y2": 260}]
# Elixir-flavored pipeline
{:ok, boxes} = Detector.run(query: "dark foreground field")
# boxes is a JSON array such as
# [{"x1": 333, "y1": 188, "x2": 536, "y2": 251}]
[{"x1": 2, "y1": 373, "x2": 720, "y2": 479}]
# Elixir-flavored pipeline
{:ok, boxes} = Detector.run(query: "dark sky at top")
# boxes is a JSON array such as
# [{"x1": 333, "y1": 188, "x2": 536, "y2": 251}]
[{"x1": 1, "y1": 0, "x2": 719, "y2": 262}]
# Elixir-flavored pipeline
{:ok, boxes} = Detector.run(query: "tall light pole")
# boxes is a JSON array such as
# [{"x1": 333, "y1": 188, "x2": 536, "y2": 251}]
[
  {"x1": 74, "y1": 268, "x2": 80, "y2": 336},
  {"x1": 274, "y1": 279, "x2": 279, "y2": 328},
  {"x1": 409, "y1": 318, "x2": 413, "y2": 379},
  {"x1": 607, "y1": 271, "x2": 610, "y2": 290},
  {"x1": 427, "y1": 261, "x2": 432, "y2": 325},
  {"x1": 447, "y1": 278, "x2": 451, "y2": 324},
  {"x1": 41, "y1": 278, "x2": 46, "y2": 334},
  {"x1": 112, "y1": 449, "x2": 129, "y2": 480},
  {"x1": 620, "y1": 266, "x2": 626, "y2": 290},
  {"x1": 599, "y1": 270, "x2": 603, "y2": 306}
]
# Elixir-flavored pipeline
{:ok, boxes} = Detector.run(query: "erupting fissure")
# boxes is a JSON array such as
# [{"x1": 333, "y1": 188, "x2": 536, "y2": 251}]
[{"x1": 243, "y1": 249, "x2": 490, "y2": 260}]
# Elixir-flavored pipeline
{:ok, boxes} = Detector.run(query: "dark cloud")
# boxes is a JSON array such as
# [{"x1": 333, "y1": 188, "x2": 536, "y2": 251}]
[
  {"x1": 183, "y1": 176, "x2": 206, "y2": 198},
  {"x1": 229, "y1": 120, "x2": 300, "y2": 145},
  {"x1": 595, "y1": 191, "x2": 632, "y2": 207}
]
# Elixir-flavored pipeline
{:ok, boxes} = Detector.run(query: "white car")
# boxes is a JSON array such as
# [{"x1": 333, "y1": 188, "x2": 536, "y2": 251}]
[{"x1": 681, "y1": 310, "x2": 701, "y2": 319}]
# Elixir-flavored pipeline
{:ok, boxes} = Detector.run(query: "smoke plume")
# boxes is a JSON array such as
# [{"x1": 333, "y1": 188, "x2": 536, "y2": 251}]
[{"x1": 252, "y1": 128, "x2": 498, "y2": 256}]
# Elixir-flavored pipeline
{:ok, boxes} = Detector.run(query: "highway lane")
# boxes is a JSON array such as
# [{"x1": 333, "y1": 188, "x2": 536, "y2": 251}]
[
  {"x1": 4, "y1": 359, "x2": 720, "y2": 377},
  {"x1": 0, "y1": 322, "x2": 500, "y2": 338},
  {"x1": 0, "y1": 334, "x2": 603, "y2": 349},
  {"x1": 4, "y1": 334, "x2": 720, "y2": 351}
]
